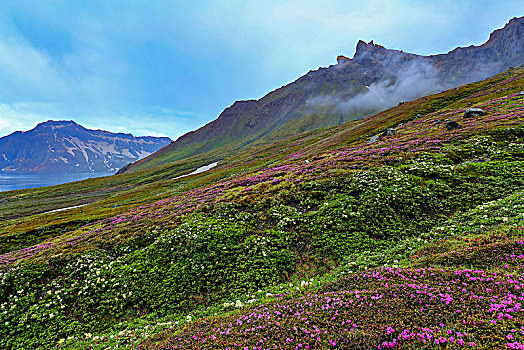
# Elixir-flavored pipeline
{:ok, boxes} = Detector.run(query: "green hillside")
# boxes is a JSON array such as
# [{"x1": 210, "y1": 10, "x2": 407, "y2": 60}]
[{"x1": 1, "y1": 66, "x2": 524, "y2": 349}]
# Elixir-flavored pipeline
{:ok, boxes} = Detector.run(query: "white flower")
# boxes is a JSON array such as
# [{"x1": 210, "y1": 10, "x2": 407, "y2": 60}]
[{"x1": 300, "y1": 280, "x2": 308, "y2": 288}]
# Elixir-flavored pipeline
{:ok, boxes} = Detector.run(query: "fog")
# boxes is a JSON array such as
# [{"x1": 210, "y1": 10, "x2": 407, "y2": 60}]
[{"x1": 305, "y1": 55, "x2": 506, "y2": 117}]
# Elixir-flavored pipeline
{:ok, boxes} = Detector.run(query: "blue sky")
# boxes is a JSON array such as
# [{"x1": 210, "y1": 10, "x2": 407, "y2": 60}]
[{"x1": 0, "y1": 0, "x2": 521, "y2": 139}]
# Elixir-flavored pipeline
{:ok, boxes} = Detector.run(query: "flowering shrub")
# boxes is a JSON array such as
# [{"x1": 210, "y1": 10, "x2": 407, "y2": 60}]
[{"x1": 148, "y1": 265, "x2": 524, "y2": 349}]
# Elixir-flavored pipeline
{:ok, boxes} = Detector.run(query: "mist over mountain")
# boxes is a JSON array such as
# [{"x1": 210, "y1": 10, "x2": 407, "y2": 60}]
[
  {"x1": 120, "y1": 16, "x2": 524, "y2": 173},
  {"x1": 0, "y1": 120, "x2": 172, "y2": 173}
]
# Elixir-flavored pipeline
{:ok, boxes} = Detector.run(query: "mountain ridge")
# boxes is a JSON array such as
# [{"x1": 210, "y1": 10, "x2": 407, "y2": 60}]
[
  {"x1": 119, "y1": 15, "x2": 524, "y2": 173},
  {"x1": 0, "y1": 120, "x2": 172, "y2": 173}
]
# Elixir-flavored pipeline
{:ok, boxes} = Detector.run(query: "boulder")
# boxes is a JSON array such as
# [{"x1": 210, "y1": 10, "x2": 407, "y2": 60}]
[
  {"x1": 368, "y1": 135, "x2": 379, "y2": 143},
  {"x1": 463, "y1": 108, "x2": 485, "y2": 118},
  {"x1": 381, "y1": 128, "x2": 397, "y2": 137},
  {"x1": 446, "y1": 121, "x2": 461, "y2": 131}
]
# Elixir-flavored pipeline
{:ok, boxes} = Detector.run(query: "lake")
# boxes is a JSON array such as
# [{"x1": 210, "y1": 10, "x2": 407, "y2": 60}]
[{"x1": 0, "y1": 171, "x2": 115, "y2": 192}]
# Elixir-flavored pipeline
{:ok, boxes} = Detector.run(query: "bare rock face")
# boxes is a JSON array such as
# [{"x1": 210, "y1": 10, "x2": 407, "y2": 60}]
[{"x1": 0, "y1": 120, "x2": 172, "y2": 173}]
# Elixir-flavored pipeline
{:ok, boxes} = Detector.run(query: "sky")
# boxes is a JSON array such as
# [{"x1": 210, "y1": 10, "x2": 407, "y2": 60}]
[{"x1": 0, "y1": 0, "x2": 522, "y2": 140}]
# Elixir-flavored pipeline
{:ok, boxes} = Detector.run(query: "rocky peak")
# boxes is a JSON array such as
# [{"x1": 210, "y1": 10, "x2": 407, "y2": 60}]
[
  {"x1": 353, "y1": 40, "x2": 387, "y2": 59},
  {"x1": 41, "y1": 120, "x2": 78, "y2": 126},
  {"x1": 34, "y1": 120, "x2": 80, "y2": 130}
]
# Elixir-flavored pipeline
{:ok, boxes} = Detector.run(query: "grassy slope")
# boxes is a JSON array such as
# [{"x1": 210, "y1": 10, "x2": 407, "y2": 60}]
[
  {"x1": 121, "y1": 60, "x2": 511, "y2": 174},
  {"x1": 0, "y1": 65, "x2": 513, "y2": 231},
  {"x1": 0, "y1": 67, "x2": 524, "y2": 349}
]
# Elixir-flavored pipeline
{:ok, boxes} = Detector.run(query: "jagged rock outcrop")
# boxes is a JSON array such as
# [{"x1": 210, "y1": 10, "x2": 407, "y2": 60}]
[
  {"x1": 336, "y1": 55, "x2": 350, "y2": 64},
  {"x1": 0, "y1": 120, "x2": 172, "y2": 173}
]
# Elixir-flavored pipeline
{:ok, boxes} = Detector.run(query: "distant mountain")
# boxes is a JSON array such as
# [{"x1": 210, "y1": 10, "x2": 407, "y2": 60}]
[
  {"x1": 0, "y1": 120, "x2": 172, "y2": 173},
  {"x1": 119, "y1": 16, "x2": 524, "y2": 173}
]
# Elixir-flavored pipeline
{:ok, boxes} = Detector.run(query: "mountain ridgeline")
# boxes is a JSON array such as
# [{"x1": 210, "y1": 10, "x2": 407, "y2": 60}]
[
  {"x1": 119, "y1": 16, "x2": 524, "y2": 173},
  {"x1": 0, "y1": 120, "x2": 172, "y2": 173}
]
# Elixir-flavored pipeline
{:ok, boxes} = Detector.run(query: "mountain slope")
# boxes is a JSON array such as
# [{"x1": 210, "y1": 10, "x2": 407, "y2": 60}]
[
  {"x1": 120, "y1": 16, "x2": 524, "y2": 173},
  {"x1": 0, "y1": 120, "x2": 172, "y2": 172},
  {"x1": 1, "y1": 65, "x2": 524, "y2": 349}
]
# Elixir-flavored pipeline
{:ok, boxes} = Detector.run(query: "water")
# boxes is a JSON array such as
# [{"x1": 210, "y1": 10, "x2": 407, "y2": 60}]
[{"x1": 0, "y1": 171, "x2": 115, "y2": 192}]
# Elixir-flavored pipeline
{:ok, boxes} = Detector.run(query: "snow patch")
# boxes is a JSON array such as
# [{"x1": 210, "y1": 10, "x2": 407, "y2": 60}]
[
  {"x1": 135, "y1": 150, "x2": 151, "y2": 159},
  {"x1": 42, "y1": 203, "x2": 89, "y2": 214},
  {"x1": 173, "y1": 162, "x2": 219, "y2": 180}
]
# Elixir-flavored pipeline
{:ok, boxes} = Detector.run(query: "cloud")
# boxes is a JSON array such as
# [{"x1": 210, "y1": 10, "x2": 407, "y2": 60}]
[
  {"x1": 0, "y1": 101, "x2": 213, "y2": 140},
  {"x1": 305, "y1": 58, "x2": 445, "y2": 116},
  {"x1": 0, "y1": 103, "x2": 55, "y2": 136},
  {"x1": 0, "y1": 35, "x2": 68, "y2": 102},
  {"x1": 82, "y1": 107, "x2": 213, "y2": 140}
]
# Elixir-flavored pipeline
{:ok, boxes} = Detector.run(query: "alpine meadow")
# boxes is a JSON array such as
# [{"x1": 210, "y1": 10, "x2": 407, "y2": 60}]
[{"x1": 1, "y1": 4, "x2": 524, "y2": 350}]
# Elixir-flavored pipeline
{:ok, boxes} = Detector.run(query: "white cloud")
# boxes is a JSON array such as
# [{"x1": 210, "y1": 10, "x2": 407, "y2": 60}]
[
  {"x1": 0, "y1": 103, "x2": 55, "y2": 136},
  {"x1": 82, "y1": 107, "x2": 213, "y2": 140},
  {"x1": 0, "y1": 37, "x2": 68, "y2": 100},
  {"x1": 0, "y1": 102, "x2": 210, "y2": 140}
]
